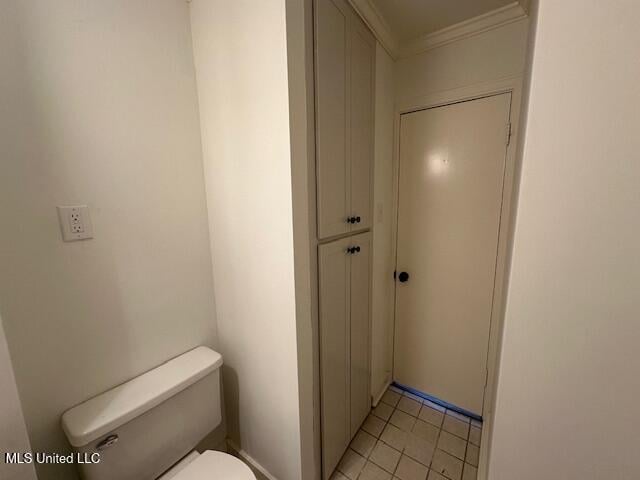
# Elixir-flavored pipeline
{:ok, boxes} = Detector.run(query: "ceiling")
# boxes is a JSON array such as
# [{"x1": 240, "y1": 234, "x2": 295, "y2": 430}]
[{"x1": 370, "y1": 0, "x2": 517, "y2": 42}]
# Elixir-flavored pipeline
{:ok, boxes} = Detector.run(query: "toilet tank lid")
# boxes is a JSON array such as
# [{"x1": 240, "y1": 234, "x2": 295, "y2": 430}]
[{"x1": 61, "y1": 346, "x2": 223, "y2": 447}]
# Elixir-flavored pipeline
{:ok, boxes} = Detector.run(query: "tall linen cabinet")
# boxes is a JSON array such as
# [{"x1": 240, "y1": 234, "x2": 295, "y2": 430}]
[{"x1": 314, "y1": 0, "x2": 376, "y2": 477}]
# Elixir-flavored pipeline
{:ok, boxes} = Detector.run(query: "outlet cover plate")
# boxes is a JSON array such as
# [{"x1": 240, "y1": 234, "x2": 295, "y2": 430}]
[{"x1": 57, "y1": 205, "x2": 93, "y2": 242}]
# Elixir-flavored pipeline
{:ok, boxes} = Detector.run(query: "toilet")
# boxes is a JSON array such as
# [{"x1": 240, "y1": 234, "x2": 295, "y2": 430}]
[{"x1": 61, "y1": 347, "x2": 255, "y2": 480}]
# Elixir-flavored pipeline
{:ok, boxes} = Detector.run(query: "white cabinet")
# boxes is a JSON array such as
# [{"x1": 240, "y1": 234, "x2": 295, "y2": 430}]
[
  {"x1": 314, "y1": 0, "x2": 375, "y2": 476},
  {"x1": 318, "y1": 232, "x2": 371, "y2": 478},
  {"x1": 315, "y1": 0, "x2": 375, "y2": 240}
]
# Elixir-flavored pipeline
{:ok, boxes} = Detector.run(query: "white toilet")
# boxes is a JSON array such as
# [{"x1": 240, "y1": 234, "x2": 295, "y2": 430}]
[{"x1": 61, "y1": 347, "x2": 256, "y2": 480}]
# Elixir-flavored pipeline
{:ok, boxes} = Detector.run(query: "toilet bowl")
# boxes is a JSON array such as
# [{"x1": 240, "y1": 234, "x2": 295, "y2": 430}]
[
  {"x1": 61, "y1": 347, "x2": 255, "y2": 480},
  {"x1": 160, "y1": 450, "x2": 255, "y2": 480}
]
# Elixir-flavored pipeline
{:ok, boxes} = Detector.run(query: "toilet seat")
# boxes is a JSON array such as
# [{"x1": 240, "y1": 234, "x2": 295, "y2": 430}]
[{"x1": 170, "y1": 451, "x2": 256, "y2": 480}]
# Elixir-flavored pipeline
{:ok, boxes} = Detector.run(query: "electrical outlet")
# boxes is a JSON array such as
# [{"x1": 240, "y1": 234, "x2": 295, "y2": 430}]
[{"x1": 57, "y1": 205, "x2": 93, "y2": 242}]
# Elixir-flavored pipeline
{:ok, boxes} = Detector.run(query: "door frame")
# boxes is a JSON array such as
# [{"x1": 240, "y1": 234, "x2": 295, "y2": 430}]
[{"x1": 390, "y1": 76, "x2": 525, "y2": 480}]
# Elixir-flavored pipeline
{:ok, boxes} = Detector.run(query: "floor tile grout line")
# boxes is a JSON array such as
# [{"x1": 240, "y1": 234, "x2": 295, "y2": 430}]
[{"x1": 337, "y1": 386, "x2": 483, "y2": 480}]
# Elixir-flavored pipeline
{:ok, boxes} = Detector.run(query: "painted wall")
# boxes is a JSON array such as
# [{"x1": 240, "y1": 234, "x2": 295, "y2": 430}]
[
  {"x1": 0, "y1": 2, "x2": 218, "y2": 479},
  {"x1": 285, "y1": 0, "x2": 322, "y2": 477},
  {"x1": 489, "y1": 1, "x2": 640, "y2": 478},
  {"x1": 371, "y1": 43, "x2": 396, "y2": 402},
  {"x1": 0, "y1": 313, "x2": 37, "y2": 480},
  {"x1": 189, "y1": 1, "x2": 303, "y2": 479},
  {"x1": 395, "y1": 19, "x2": 530, "y2": 109}
]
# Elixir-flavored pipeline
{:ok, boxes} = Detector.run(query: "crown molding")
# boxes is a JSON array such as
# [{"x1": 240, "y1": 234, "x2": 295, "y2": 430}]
[
  {"x1": 518, "y1": 0, "x2": 532, "y2": 14},
  {"x1": 398, "y1": 2, "x2": 527, "y2": 58},
  {"x1": 348, "y1": 0, "x2": 399, "y2": 58}
]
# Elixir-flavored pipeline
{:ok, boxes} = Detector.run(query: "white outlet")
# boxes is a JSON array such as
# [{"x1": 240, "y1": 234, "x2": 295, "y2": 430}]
[{"x1": 57, "y1": 205, "x2": 93, "y2": 242}]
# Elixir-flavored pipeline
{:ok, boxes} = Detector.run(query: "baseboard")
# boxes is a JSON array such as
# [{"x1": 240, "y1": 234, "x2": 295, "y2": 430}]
[
  {"x1": 371, "y1": 377, "x2": 392, "y2": 407},
  {"x1": 392, "y1": 382, "x2": 482, "y2": 422},
  {"x1": 226, "y1": 439, "x2": 279, "y2": 480}
]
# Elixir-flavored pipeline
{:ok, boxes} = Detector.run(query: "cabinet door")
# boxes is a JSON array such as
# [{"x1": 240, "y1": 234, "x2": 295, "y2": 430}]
[
  {"x1": 315, "y1": 0, "x2": 349, "y2": 239},
  {"x1": 318, "y1": 236, "x2": 351, "y2": 477},
  {"x1": 349, "y1": 232, "x2": 371, "y2": 435},
  {"x1": 349, "y1": 20, "x2": 375, "y2": 233}
]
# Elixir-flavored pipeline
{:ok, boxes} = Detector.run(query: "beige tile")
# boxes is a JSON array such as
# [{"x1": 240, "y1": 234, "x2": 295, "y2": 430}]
[
  {"x1": 363, "y1": 414, "x2": 387, "y2": 438},
  {"x1": 382, "y1": 389, "x2": 402, "y2": 407},
  {"x1": 394, "y1": 455, "x2": 429, "y2": 480},
  {"x1": 381, "y1": 423, "x2": 408, "y2": 451},
  {"x1": 442, "y1": 416, "x2": 469, "y2": 440},
  {"x1": 373, "y1": 402, "x2": 394, "y2": 421},
  {"x1": 418, "y1": 405, "x2": 444, "y2": 427},
  {"x1": 370, "y1": 441, "x2": 402, "y2": 473},
  {"x1": 351, "y1": 430, "x2": 377, "y2": 458},
  {"x1": 411, "y1": 419, "x2": 440, "y2": 444},
  {"x1": 337, "y1": 449, "x2": 366, "y2": 479},
  {"x1": 465, "y1": 444, "x2": 479, "y2": 467},
  {"x1": 462, "y1": 463, "x2": 477, "y2": 480},
  {"x1": 404, "y1": 433, "x2": 436, "y2": 466},
  {"x1": 360, "y1": 461, "x2": 393, "y2": 480},
  {"x1": 436, "y1": 431, "x2": 466, "y2": 460},
  {"x1": 445, "y1": 410, "x2": 471, "y2": 424},
  {"x1": 403, "y1": 391, "x2": 424, "y2": 403},
  {"x1": 390, "y1": 409, "x2": 417, "y2": 432},
  {"x1": 330, "y1": 472, "x2": 349, "y2": 480},
  {"x1": 431, "y1": 450, "x2": 463, "y2": 480},
  {"x1": 423, "y1": 399, "x2": 446, "y2": 413},
  {"x1": 427, "y1": 471, "x2": 448, "y2": 480},
  {"x1": 397, "y1": 396, "x2": 422, "y2": 417},
  {"x1": 468, "y1": 426, "x2": 481, "y2": 447}
]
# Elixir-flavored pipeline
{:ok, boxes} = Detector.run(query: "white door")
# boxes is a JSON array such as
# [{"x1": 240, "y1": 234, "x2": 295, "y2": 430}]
[
  {"x1": 318, "y1": 236, "x2": 350, "y2": 477},
  {"x1": 315, "y1": 0, "x2": 375, "y2": 239},
  {"x1": 318, "y1": 231, "x2": 371, "y2": 478},
  {"x1": 393, "y1": 94, "x2": 511, "y2": 416}
]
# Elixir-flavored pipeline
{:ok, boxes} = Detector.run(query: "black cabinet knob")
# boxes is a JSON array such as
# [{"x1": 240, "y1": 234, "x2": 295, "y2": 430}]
[
  {"x1": 355, "y1": 216, "x2": 361, "y2": 223},
  {"x1": 398, "y1": 271, "x2": 410, "y2": 283}
]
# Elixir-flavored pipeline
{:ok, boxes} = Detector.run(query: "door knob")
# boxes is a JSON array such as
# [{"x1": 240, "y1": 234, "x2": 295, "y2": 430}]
[{"x1": 398, "y1": 271, "x2": 410, "y2": 283}]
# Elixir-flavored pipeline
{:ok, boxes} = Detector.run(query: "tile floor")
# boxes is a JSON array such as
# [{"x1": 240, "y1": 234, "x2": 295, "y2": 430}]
[{"x1": 331, "y1": 386, "x2": 482, "y2": 480}]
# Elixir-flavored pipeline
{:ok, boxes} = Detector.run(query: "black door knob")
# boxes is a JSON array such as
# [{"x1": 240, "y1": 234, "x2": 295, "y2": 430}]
[{"x1": 398, "y1": 271, "x2": 410, "y2": 283}]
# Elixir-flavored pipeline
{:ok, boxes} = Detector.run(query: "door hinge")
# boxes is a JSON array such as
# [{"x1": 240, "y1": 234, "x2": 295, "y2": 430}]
[{"x1": 506, "y1": 122, "x2": 513, "y2": 146}]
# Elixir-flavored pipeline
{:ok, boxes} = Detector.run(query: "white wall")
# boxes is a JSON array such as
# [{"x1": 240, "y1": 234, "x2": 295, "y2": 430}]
[
  {"x1": 285, "y1": 0, "x2": 322, "y2": 477},
  {"x1": 489, "y1": 1, "x2": 640, "y2": 478},
  {"x1": 0, "y1": 2, "x2": 218, "y2": 479},
  {"x1": 371, "y1": 43, "x2": 396, "y2": 402},
  {"x1": 189, "y1": 2, "x2": 303, "y2": 480},
  {"x1": 0, "y1": 313, "x2": 37, "y2": 480},
  {"x1": 395, "y1": 19, "x2": 530, "y2": 109}
]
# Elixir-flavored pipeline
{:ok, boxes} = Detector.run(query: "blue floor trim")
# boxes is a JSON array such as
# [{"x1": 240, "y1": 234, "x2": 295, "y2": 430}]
[{"x1": 392, "y1": 381, "x2": 483, "y2": 422}]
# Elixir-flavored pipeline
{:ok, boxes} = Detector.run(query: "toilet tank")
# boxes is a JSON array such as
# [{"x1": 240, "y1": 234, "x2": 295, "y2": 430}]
[{"x1": 61, "y1": 347, "x2": 223, "y2": 480}]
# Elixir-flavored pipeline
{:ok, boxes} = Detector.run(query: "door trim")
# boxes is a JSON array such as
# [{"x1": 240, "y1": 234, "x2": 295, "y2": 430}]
[{"x1": 389, "y1": 75, "x2": 525, "y2": 480}]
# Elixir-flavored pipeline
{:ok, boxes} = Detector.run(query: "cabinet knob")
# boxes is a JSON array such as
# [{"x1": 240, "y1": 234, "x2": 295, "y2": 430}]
[
  {"x1": 355, "y1": 216, "x2": 361, "y2": 223},
  {"x1": 346, "y1": 246, "x2": 360, "y2": 255},
  {"x1": 346, "y1": 216, "x2": 356, "y2": 224},
  {"x1": 398, "y1": 271, "x2": 410, "y2": 283}
]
